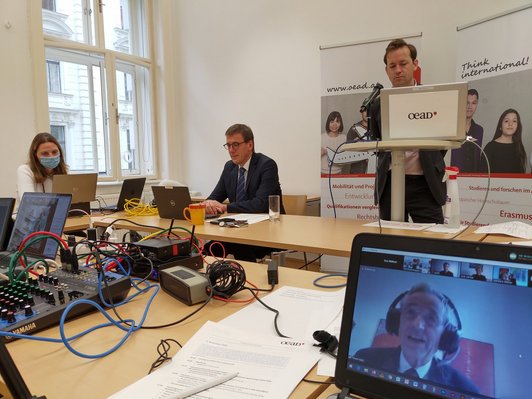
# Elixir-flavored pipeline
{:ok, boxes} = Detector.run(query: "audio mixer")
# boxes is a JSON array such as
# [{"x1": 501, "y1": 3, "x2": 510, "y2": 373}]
[{"x1": 0, "y1": 266, "x2": 131, "y2": 341}]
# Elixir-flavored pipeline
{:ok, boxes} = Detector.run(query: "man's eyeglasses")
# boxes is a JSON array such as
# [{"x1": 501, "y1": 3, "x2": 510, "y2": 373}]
[{"x1": 223, "y1": 141, "x2": 248, "y2": 150}]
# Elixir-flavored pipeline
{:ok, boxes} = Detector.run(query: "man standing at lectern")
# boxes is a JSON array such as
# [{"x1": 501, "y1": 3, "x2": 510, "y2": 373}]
[{"x1": 369, "y1": 39, "x2": 446, "y2": 223}]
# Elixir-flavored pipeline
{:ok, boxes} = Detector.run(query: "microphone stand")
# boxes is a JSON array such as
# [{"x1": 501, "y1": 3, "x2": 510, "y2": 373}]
[{"x1": 0, "y1": 339, "x2": 47, "y2": 398}]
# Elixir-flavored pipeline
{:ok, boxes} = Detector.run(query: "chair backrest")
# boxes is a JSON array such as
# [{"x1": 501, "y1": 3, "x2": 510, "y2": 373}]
[{"x1": 282, "y1": 195, "x2": 307, "y2": 215}]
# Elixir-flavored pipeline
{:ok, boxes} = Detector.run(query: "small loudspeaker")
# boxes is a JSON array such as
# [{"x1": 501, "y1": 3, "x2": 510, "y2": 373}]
[{"x1": 159, "y1": 266, "x2": 209, "y2": 306}]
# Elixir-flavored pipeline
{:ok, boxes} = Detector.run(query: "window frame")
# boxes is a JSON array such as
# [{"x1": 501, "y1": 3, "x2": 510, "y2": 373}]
[{"x1": 31, "y1": 0, "x2": 158, "y2": 182}]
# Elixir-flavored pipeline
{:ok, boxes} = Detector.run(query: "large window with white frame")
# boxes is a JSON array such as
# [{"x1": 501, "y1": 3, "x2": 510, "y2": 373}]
[{"x1": 41, "y1": 0, "x2": 155, "y2": 178}]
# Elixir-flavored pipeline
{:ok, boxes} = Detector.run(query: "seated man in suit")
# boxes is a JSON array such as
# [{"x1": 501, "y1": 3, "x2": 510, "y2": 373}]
[
  {"x1": 203, "y1": 123, "x2": 284, "y2": 261},
  {"x1": 354, "y1": 283, "x2": 478, "y2": 394}
]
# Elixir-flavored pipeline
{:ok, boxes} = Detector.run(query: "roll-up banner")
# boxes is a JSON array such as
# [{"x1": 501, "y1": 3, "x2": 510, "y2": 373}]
[{"x1": 455, "y1": 5, "x2": 532, "y2": 226}]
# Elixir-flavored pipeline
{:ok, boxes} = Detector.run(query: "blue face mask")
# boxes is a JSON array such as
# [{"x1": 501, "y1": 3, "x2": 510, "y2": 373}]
[{"x1": 40, "y1": 156, "x2": 60, "y2": 170}]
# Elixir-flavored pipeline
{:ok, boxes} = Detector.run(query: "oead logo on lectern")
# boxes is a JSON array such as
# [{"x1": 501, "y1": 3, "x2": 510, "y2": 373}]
[{"x1": 408, "y1": 111, "x2": 438, "y2": 119}]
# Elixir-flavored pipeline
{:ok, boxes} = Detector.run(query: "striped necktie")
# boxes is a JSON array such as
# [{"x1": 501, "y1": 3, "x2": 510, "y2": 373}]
[{"x1": 236, "y1": 167, "x2": 246, "y2": 202}]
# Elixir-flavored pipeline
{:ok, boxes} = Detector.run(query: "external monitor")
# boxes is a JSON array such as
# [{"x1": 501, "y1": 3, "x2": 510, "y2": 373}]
[
  {"x1": 334, "y1": 233, "x2": 532, "y2": 399},
  {"x1": 380, "y1": 82, "x2": 468, "y2": 142}
]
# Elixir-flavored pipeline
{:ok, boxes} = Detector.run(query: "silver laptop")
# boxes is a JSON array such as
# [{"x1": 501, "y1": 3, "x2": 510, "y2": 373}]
[
  {"x1": 52, "y1": 173, "x2": 98, "y2": 203},
  {"x1": 380, "y1": 82, "x2": 468, "y2": 142}
]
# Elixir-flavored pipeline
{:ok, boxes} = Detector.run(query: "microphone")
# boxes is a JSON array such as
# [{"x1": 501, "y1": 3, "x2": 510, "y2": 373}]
[
  {"x1": 359, "y1": 82, "x2": 384, "y2": 113},
  {"x1": 313, "y1": 330, "x2": 339, "y2": 353}
]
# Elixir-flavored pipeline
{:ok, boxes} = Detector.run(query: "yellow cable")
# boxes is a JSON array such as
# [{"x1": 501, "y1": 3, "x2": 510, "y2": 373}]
[
  {"x1": 140, "y1": 228, "x2": 173, "y2": 241},
  {"x1": 123, "y1": 198, "x2": 159, "y2": 216}
]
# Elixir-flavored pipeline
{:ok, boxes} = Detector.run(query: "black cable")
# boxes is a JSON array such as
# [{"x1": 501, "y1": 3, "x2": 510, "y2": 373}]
[
  {"x1": 298, "y1": 254, "x2": 323, "y2": 270},
  {"x1": 148, "y1": 338, "x2": 183, "y2": 374},
  {"x1": 203, "y1": 260, "x2": 288, "y2": 337},
  {"x1": 141, "y1": 289, "x2": 214, "y2": 329},
  {"x1": 205, "y1": 260, "x2": 246, "y2": 298},
  {"x1": 241, "y1": 286, "x2": 289, "y2": 338},
  {"x1": 102, "y1": 218, "x2": 167, "y2": 232},
  {"x1": 302, "y1": 377, "x2": 336, "y2": 384}
]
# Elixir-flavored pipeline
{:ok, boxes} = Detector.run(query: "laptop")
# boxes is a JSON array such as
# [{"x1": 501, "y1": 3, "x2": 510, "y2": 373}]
[
  {"x1": 0, "y1": 193, "x2": 72, "y2": 273},
  {"x1": 334, "y1": 232, "x2": 532, "y2": 399},
  {"x1": 52, "y1": 173, "x2": 98, "y2": 203},
  {"x1": 103, "y1": 177, "x2": 146, "y2": 211},
  {"x1": 52, "y1": 173, "x2": 98, "y2": 216},
  {"x1": 0, "y1": 198, "x2": 15, "y2": 251},
  {"x1": 152, "y1": 185, "x2": 192, "y2": 220},
  {"x1": 380, "y1": 82, "x2": 468, "y2": 142}
]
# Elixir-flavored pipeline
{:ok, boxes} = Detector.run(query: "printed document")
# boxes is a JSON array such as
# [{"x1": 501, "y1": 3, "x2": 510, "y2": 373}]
[
  {"x1": 108, "y1": 321, "x2": 320, "y2": 399},
  {"x1": 220, "y1": 285, "x2": 345, "y2": 338}
]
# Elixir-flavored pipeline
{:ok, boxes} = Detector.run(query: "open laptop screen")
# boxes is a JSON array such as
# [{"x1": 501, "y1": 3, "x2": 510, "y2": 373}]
[
  {"x1": 335, "y1": 233, "x2": 532, "y2": 399},
  {"x1": 0, "y1": 198, "x2": 15, "y2": 251},
  {"x1": 7, "y1": 193, "x2": 72, "y2": 259}
]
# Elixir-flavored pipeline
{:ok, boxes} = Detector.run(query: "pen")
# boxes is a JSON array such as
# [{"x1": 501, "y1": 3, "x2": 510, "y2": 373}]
[{"x1": 174, "y1": 372, "x2": 239, "y2": 399}]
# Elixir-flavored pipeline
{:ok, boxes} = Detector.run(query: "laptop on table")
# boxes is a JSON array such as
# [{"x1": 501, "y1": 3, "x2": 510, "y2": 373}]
[
  {"x1": 152, "y1": 185, "x2": 219, "y2": 220},
  {"x1": 102, "y1": 177, "x2": 146, "y2": 212},
  {"x1": 0, "y1": 193, "x2": 72, "y2": 274},
  {"x1": 333, "y1": 232, "x2": 532, "y2": 399},
  {"x1": 52, "y1": 172, "x2": 98, "y2": 216},
  {"x1": 152, "y1": 186, "x2": 192, "y2": 220},
  {"x1": 0, "y1": 198, "x2": 16, "y2": 251}
]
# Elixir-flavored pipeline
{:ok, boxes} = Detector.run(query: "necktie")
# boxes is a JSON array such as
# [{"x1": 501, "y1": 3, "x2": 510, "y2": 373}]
[
  {"x1": 236, "y1": 167, "x2": 246, "y2": 202},
  {"x1": 404, "y1": 368, "x2": 419, "y2": 378}
]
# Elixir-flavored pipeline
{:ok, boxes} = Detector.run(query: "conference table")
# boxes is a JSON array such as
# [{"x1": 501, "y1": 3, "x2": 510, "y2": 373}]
[
  {"x1": 3, "y1": 260, "x2": 337, "y2": 399},
  {"x1": 90, "y1": 213, "x2": 485, "y2": 258}
]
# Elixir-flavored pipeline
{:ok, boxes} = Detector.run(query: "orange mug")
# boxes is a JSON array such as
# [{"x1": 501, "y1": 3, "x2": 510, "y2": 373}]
[{"x1": 183, "y1": 203, "x2": 206, "y2": 225}]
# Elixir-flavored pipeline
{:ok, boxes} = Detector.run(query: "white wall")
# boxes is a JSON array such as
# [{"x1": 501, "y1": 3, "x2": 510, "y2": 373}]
[
  {"x1": 0, "y1": 1, "x2": 37, "y2": 198},
  {"x1": 169, "y1": 0, "x2": 531, "y2": 197},
  {"x1": 1, "y1": 0, "x2": 530, "y2": 198}
]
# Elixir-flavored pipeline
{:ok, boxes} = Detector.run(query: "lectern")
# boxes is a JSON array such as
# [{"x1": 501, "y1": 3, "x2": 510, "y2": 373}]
[{"x1": 342, "y1": 140, "x2": 461, "y2": 221}]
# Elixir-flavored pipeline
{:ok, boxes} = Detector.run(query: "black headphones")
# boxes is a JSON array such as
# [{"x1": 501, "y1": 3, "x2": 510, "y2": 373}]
[{"x1": 385, "y1": 287, "x2": 462, "y2": 359}]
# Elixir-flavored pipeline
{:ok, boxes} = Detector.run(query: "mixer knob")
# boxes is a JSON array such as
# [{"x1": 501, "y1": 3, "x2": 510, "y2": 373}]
[{"x1": 24, "y1": 305, "x2": 33, "y2": 317}]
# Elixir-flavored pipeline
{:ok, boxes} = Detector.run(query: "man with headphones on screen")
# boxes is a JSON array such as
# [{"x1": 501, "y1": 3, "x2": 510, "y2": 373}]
[{"x1": 354, "y1": 283, "x2": 479, "y2": 393}]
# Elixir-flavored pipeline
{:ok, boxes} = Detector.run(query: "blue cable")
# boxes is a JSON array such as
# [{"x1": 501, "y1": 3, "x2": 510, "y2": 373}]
[
  {"x1": 313, "y1": 273, "x2": 348, "y2": 288},
  {"x1": 58, "y1": 299, "x2": 137, "y2": 359},
  {"x1": 0, "y1": 257, "x2": 161, "y2": 359}
]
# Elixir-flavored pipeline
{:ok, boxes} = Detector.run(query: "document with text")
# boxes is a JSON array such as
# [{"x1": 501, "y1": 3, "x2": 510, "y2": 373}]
[{"x1": 108, "y1": 321, "x2": 321, "y2": 399}]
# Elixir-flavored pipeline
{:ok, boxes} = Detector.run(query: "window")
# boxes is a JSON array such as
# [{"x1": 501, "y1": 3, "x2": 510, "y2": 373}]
[
  {"x1": 41, "y1": 0, "x2": 155, "y2": 179},
  {"x1": 42, "y1": 0, "x2": 56, "y2": 12},
  {"x1": 46, "y1": 60, "x2": 61, "y2": 93},
  {"x1": 50, "y1": 125, "x2": 65, "y2": 149}
]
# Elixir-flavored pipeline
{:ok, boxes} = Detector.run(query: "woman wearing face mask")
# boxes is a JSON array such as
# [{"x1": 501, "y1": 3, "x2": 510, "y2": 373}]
[{"x1": 17, "y1": 132, "x2": 68, "y2": 200}]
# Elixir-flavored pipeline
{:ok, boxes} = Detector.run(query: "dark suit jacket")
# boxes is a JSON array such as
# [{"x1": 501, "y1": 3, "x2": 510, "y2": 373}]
[
  {"x1": 354, "y1": 346, "x2": 479, "y2": 394},
  {"x1": 207, "y1": 152, "x2": 284, "y2": 213},
  {"x1": 369, "y1": 97, "x2": 447, "y2": 206}
]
